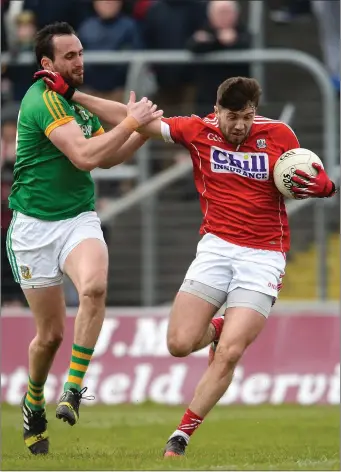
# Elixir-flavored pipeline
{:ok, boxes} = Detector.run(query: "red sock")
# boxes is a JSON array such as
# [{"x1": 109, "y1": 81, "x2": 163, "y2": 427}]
[
  {"x1": 177, "y1": 408, "x2": 203, "y2": 437},
  {"x1": 211, "y1": 316, "x2": 224, "y2": 341}
]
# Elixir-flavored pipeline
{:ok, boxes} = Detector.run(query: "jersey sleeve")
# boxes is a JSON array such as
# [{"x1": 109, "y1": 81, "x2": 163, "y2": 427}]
[
  {"x1": 35, "y1": 89, "x2": 75, "y2": 137},
  {"x1": 161, "y1": 116, "x2": 201, "y2": 146},
  {"x1": 92, "y1": 115, "x2": 105, "y2": 137},
  {"x1": 279, "y1": 122, "x2": 300, "y2": 152}
]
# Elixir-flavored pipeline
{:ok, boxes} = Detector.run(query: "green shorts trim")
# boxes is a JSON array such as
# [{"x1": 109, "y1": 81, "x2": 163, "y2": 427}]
[{"x1": 6, "y1": 211, "x2": 21, "y2": 283}]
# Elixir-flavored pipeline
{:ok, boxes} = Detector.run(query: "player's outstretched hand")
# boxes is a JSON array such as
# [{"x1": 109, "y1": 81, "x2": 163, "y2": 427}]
[
  {"x1": 127, "y1": 91, "x2": 163, "y2": 127},
  {"x1": 33, "y1": 70, "x2": 75, "y2": 100},
  {"x1": 291, "y1": 163, "x2": 336, "y2": 198}
]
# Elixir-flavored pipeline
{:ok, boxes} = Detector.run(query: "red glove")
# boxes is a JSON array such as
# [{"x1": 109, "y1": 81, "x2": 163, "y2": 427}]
[
  {"x1": 291, "y1": 162, "x2": 336, "y2": 198},
  {"x1": 33, "y1": 70, "x2": 75, "y2": 100}
]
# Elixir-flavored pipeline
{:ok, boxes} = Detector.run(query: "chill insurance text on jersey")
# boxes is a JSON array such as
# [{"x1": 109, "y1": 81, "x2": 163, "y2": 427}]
[{"x1": 161, "y1": 114, "x2": 300, "y2": 253}]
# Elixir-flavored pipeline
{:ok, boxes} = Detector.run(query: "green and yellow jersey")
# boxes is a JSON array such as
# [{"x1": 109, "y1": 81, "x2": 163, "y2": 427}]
[{"x1": 9, "y1": 79, "x2": 105, "y2": 221}]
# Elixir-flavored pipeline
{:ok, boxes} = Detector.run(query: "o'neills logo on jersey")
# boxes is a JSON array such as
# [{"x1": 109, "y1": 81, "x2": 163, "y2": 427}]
[
  {"x1": 210, "y1": 147, "x2": 269, "y2": 180},
  {"x1": 80, "y1": 124, "x2": 92, "y2": 137}
]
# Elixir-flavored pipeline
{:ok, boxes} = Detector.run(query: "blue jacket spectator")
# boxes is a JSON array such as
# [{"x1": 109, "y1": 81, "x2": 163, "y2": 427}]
[
  {"x1": 23, "y1": 0, "x2": 92, "y2": 30},
  {"x1": 143, "y1": 0, "x2": 207, "y2": 90},
  {"x1": 78, "y1": 0, "x2": 143, "y2": 98}
]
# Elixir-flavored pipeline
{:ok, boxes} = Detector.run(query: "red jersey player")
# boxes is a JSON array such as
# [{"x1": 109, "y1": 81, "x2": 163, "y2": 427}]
[{"x1": 37, "y1": 73, "x2": 336, "y2": 456}]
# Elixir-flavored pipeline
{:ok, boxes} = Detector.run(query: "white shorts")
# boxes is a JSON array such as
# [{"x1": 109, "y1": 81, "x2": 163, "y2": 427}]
[
  {"x1": 6, "y1": 211, "x2": 106, "y2": 288},
  {"x1": 180, "y1": 233, "x2": 286, "y2": 305}
]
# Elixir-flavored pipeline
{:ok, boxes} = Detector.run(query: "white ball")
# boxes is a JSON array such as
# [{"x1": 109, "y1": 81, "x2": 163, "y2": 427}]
[{"x1": 273, "y1": 148, "x2": 323, "y2": 199}]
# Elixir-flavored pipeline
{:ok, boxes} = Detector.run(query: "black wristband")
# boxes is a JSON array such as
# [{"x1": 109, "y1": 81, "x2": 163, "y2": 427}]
[
  {"x1": 327, "y1": 181, "x2": 336, "y2": 197},
  {"x1": 64, "y1": 86, "x2": 75, "y2": 100}
]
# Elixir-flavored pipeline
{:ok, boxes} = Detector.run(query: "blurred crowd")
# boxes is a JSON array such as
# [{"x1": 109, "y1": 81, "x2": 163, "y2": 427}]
[
  {"x1": 1, "y1": 0, "x2": 253, "y2": 108},
  {"x1": 2, "y1": 0, "x2": 339, "y2": 105},
  {"x1": 1, "y1": 0, "x2": 339, "y2": 306}
]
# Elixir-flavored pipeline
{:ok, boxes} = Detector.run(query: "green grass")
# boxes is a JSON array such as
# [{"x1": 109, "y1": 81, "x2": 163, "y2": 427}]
[{"x1": 2, "y1": 403, "x2": 339, "y2": 470}]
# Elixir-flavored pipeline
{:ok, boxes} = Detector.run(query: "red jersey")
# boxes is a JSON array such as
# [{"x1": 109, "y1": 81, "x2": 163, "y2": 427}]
[{"x1": 161, "y1": 114, "x2": 300, "y2": 252}]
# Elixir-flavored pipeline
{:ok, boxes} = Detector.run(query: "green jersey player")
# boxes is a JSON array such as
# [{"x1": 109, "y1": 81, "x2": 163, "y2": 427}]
[
  {"x1": 7, "y1": 21, "x2": 162, "y2": 455},
  {"x1": 9, "y1": 79, "x2": 102, "y2": 220}
]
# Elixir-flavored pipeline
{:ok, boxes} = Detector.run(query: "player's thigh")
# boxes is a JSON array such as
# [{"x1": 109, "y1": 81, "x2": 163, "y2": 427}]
[
  {"x1": 229, "y1": 246, "x2": 286, "y2": 304},
  {"x1": 60, "y1": 212, "x2": 108, "y2": 295},
  {"x1": 216, "y1": 303, "x2": 267, "y2": 366},
  {"x1": 7, "y1": 211, "x2": 64, "y2": 288},
  {"x1": 167, "y1": 290, "x2": 219, "y2": 350},
  {"x1": 23, "y1": 285, "x2": 66, "y2": 344},
  {"x1": 168, "y1": 241, "x2": 231, "y2": 348}
]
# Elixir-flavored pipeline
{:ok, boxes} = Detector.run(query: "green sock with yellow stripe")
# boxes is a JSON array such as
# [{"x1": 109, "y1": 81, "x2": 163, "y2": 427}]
[
  {"x1": 64, "y1": 344, "x2": 94, "y2": 392},
  {"x1": 25, "y1": 376, "x2": 46, "y2": 411}
]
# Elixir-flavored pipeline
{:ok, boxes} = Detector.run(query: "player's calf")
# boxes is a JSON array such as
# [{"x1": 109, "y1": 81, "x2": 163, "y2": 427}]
[
  {"x1": 19, "y1": 286, "x2": 65, "y2": 452},
  {"x1": 56, "y1": 290, "x2": 104, "y2": 426},
  {"x1": 57, "y1": 238, "x2": 107, "y2": 425}
]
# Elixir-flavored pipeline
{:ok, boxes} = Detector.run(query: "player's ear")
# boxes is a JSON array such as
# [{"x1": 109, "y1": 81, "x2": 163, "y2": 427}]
[
  {"x1": 41, "y1": 56, "x2": 54, "y2": 72},
  {"x1": 214, "y1": 105, "x2": 218, "y2": 116}
]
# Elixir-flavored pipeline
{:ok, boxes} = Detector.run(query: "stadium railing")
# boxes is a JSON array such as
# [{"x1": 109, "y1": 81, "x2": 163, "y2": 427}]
[{"x1": 2, "y1": 49, "x2": 338, "y2": 302}]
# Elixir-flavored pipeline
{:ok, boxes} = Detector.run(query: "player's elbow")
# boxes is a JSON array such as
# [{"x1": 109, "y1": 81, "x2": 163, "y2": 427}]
[
  {"x1": 70, "y1": 147, "x2": 98, "y2": 171},
  {"x1": 98, "y1": 162, "x2": 111, "y2": 169},
  {"x1": 80, "y1": 162, "x2": 97, "y2": 171},
  {"x1": 70, "y1": 155, "x2": 96, "y2": 172},
  {"x1": 80, "y1": 159, "x2": 97, "y2": 172},
  {"x1": 98, "y1": 156, "x2": 124, "y2": 169}
]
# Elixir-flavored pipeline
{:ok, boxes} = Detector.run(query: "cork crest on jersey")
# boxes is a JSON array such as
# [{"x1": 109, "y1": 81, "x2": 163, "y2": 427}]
[{"x1": 210, "y1": 146, "x2": 269, "y2": 181}]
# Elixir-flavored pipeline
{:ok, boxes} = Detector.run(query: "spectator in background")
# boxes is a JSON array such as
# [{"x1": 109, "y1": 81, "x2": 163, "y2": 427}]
[
  {"x1": 122, "y1": 0, "x2": 152, "y2": 21},
  {"x1": 1, "y1": 0, "x2": 9, "y2": 52},
  {"x1": 143, "y1": 0, "x2": 207, "y2": 114},
  {"x1": 1, "y1": 103, "x2": 18, "y2": 167},
  {"x1": 1, "y1": 103, "x2": 25, "y2": 307},
  {"x1": 78, "y1": 0, "x2": 143, "y2": 102},
  {"x1": 269, "y1": 0, "x2": 311, "y2": 24},
  {"x1": 12, "y1": 10, "x2": 36, "y2": 53},
  {"x1": 23, "y1": 0, "x2": 92, "y2": 30},
  {"x1": 1, "y1": 0, "x2": 11, "y2": 103},
  {"x1": 187, "y1": 0, "x2": 251, "y2": 117},
  {"x1": 311, "y1": 0, "x2": 340, "y2": 93},
  {"x1": 6, "y1": 10, "x2": 37, "y2": 101}
]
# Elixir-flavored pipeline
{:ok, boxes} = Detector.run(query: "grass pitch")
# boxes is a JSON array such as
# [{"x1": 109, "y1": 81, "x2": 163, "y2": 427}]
[{"x1": 1, "y1": 403, "x2": 339, "y2": 470}]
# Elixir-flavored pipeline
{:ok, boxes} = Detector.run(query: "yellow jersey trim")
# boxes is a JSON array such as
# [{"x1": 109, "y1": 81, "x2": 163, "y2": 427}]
[
  {"x1": 43, "y1": 90, "x2": 58, "y2": 121},
  {"x1": 45, "y1": 116, "x2": 74, "y2": 137},
  {"x1": 92, "y1": 126, "x2": 105, "y2": 137},
  {"x1": 51, "y1": 91, "x2": 67, "y2": 118}
]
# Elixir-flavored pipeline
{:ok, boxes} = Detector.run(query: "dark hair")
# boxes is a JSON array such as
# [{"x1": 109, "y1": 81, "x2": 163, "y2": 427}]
[
  {"x1": 217, "y1": 77, "x2": 262, "y2": 111},
  {"x1": 35, "y1": 22, "x2": 75, "y2": 67}
]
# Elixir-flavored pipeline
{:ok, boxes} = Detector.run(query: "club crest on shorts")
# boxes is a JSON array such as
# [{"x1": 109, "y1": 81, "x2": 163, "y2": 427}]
[
  {"x1": 256, "y1": 139, "x2": 266, "y2": 149},
  {"x1": 20, "y1": 265, "x2": 32, "y2": 280}
]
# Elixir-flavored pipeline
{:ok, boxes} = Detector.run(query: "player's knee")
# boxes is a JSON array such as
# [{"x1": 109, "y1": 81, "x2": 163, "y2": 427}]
[
  {"x1": 167, "y1": 334, "x2": 192, "y2": 357},
  {"x1": 36, "y1": 330, "x2": 63, "y2": 352},
  {"x1": 79, "y1": 278, "x2": 107, "y2": 302},
  {"x1": 215, "y1": 343, "x2": 245, "y2": 369}
]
